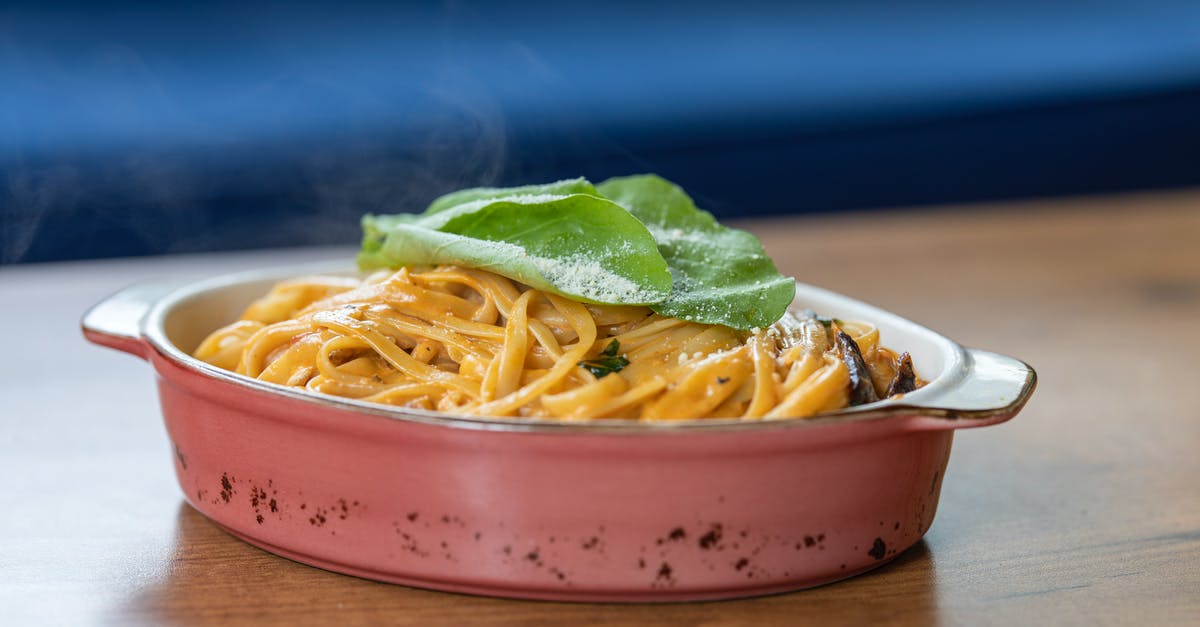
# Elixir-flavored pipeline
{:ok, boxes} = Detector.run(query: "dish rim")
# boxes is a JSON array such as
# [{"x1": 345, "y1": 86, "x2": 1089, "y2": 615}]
[{"x1": 111, "y1": 262, "x2": 1033, "y2": 435}]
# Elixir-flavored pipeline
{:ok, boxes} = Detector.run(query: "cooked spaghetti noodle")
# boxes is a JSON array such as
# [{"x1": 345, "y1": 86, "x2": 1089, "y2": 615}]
[{"x1": 193, "y1": 266, "x2": 920, "y2": 420}]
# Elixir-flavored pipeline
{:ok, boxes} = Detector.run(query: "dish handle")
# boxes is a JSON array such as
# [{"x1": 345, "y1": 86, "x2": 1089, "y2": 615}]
[
  {"x1": 81, "y1": 281, "x2": 181, "y2": 360},
  {"x1": 903, "y1": 348, "x2": 1037, "y2": 430}
]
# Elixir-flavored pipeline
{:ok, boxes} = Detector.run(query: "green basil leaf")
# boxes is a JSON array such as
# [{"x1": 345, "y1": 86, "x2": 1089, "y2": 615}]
[
  {"x1": 359, "y1": 194, "x2": 672, "y2": 306},
  {"x1": 596, "y1": 174, "x2": 795, "y2": 329},
  {"x1": 424, "y1": 178, "x2": 601, "y2": 216},
  {"x1": 358, "y1": 213, "x2": 414, "y2": 270}
]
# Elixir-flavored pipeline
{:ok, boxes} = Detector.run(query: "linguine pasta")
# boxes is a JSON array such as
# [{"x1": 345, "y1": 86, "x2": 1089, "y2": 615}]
[{"x1": 193, "y1": 266, "x2": 919, "y2": 420}]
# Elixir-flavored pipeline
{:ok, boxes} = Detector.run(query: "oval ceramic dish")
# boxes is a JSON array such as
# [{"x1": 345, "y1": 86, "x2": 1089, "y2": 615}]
[{"x1": 82, "y1": 263, "x2": 1035, "y2": 602}]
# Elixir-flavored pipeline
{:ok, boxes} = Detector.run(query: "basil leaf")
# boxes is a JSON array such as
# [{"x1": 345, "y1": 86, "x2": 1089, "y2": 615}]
[
  {"x1": 358, "y1": 213, "x2": 413, "y2": 270},
  {"x1": 359, "y1": 194, "x2": 672, "y2": 306},
  {"x1": 596, "y1": 174, "x2": 795, "y2": 329},
  {"x1": 424, "y1": 178, "x2": 601, "y2": 216}
]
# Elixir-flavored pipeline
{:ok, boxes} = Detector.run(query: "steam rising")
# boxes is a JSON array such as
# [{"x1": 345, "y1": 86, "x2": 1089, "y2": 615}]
[
  {"x1": 0, "y1": 4, "x2": 526, "y2": 263},
  {"x1": 306, "y1": 70, "x2": 510, "y2": 235}
]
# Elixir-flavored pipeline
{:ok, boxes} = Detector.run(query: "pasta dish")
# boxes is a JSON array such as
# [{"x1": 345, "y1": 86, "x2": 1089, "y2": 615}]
[{"x1": 194, "y1": 266, "x2": 920, "y2": 420}]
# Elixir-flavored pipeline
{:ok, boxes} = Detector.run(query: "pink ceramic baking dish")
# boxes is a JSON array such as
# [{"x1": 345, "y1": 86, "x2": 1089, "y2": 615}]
[{"x1": 82, "y1": 263, "x2": 1035, "y2": 602}]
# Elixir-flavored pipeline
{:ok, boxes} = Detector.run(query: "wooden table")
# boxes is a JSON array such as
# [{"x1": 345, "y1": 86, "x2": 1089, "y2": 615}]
[{"x1": 3, "y1": 190, "x2": 1198, "y2": 626}]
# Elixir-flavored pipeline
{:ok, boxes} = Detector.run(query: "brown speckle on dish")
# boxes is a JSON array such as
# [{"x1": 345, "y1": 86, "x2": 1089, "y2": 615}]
[
  {"x1": 869, "y1": 537, "x2": 887, "y2": 560},
  {"x1": 399, "y1": 533, "x2": 429, "y2": 558},
  {"x1": 250, "y1": 487, "x2": 265, "y2": 509},
  {"x1": 219, "y1": 473, "x2": 234, "y2": 503},
  {"x1": 655, "y1": 562, "x2": 674, "y2": 585},
  {"x1": 245, "y1": 482, "x2": 283, "y2": 525},
  {"x1": 698, "y1": 523, "x2": 724, "y2": 550}
]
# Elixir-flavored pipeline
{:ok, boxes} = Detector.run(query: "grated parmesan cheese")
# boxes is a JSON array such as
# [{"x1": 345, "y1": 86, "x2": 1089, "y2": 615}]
[{"x1": 532, "y1": 255, "x2": 662, "y2": 304}]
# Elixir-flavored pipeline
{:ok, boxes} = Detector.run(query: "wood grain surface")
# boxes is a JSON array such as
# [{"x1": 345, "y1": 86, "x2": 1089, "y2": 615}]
[{"x1": 2, "y1": 189, "x2": 1198, "y2": 626}]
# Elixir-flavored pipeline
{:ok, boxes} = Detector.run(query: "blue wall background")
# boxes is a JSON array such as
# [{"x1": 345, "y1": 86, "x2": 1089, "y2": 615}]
[{"x1": 4, "y1": 1, "x2": 1200, "y2": 262}]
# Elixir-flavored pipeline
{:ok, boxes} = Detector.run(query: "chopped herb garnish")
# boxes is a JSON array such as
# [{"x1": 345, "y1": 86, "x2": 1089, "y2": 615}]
[
  {"x1": 579, "y1": 357, "x2": 629, "y2": 379},
  {"x1": 816, "y1": 316, "x2": 843, "y2": 329},
  {"x1": 578, "y1": 340, "x2": 629, "y2": 378}
]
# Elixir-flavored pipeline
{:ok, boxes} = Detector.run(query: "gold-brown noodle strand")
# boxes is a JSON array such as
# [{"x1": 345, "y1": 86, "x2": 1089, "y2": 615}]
[{"x1": 193, "y1": 266, "x2": 921, "y2": 420}]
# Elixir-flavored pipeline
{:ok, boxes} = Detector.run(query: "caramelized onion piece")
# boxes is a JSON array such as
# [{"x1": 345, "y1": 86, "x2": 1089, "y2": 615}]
[
  {"x1": 836, "y1": 330, "x2": 880, "y2": 406},
  {"x1": 886, "y1": 352, "x2": 918, "y2": 397}
]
